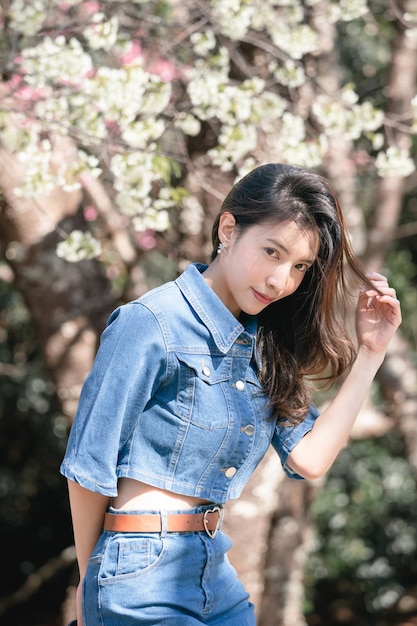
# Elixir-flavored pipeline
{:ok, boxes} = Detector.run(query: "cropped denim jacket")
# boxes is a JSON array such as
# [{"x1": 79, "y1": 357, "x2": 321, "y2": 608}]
[{"x1": 60, "y1": 263, "x2": 319, "y2": 503}]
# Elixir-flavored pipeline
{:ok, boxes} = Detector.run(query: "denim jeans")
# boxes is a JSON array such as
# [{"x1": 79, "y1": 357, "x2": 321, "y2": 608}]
[{"x1": 82, "y1": 506, "x2": 256, "y2": 625}]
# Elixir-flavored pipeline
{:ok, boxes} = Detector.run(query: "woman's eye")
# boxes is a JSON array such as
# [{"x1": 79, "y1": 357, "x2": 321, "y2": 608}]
[{"x1": 265, "y1": 248, "x2": 277, "y2": 257}]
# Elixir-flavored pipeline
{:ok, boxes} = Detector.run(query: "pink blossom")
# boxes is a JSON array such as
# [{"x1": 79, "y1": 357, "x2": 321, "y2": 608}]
[
  {"x1": 5, "y1": 74, "x2": 23, "y2": 92},
  {"x1": 83, "y1": 205, "x2": 98, "y2": 221},
  {"x1": 121, "y1": 40, "x2": 143, "y2": 66},
  {"x1": 106, "y1": 264, "x2": 120, "y2": 279},
  {"x1": 147, "y1": 58, "x2": 179, "y2": 82},
  {"x1": 137, "y1": 230, "x2": 157, "y2": 251},
  {"x1": 353, "y1": 150, "x2": 372, "y2": 167},
  {"x1": 5, "y1": 74, "x2": 45, "y2": 102},
  {"x1": 82, "y1": 1, "x2": 100, "y2": 13}
]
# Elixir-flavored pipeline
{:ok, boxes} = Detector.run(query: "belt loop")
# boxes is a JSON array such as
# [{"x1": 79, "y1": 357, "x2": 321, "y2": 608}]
[{"x1": 160, "y1": 510, "x2": 168, "y2": 537}]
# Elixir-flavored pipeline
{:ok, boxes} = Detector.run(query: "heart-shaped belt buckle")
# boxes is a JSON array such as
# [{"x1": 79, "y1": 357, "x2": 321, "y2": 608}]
[{"x1": 203, "y1": 505, "x2": 224, "y2": 539}]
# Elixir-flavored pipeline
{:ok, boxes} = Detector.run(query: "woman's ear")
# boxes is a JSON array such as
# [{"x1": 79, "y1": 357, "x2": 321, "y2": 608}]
[{"x1": 218, "y1": 212, "x2": 236, "y2": 246}]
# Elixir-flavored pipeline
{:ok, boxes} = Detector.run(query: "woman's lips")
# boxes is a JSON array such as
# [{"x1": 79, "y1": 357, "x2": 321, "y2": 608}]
[{"x1": 252, "y1": 289, "x2": 274, "y2": 305}]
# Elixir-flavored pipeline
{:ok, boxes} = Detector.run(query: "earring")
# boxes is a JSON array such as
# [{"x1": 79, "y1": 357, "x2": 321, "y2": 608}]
[{"x1": 217, "y1": 241, "x2": 227, "y2": 254}]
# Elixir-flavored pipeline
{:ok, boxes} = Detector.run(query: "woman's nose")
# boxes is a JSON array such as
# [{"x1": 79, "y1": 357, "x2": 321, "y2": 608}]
[{"x1": 267, "y1": 265, "x2": 292, "y2": 293}]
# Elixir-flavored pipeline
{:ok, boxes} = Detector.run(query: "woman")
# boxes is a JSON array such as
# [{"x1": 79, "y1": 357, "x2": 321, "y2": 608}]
[{"x1": 61, "y1": 163, "x2": 401, "y2": 625}]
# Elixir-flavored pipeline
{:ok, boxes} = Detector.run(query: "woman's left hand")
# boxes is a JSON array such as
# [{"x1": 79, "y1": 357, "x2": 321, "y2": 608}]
[{"x1": 356, "y1": 272, "x2": 402, "y2": 355}]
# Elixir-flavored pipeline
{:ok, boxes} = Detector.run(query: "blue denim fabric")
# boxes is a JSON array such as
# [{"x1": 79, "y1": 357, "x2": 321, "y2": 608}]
[
  {"x1": 60, "y1": 263, "x2": 319, "y2": 502},
  {"x1": 82, "y1": 505, "x2": 256, "y2": 626}
]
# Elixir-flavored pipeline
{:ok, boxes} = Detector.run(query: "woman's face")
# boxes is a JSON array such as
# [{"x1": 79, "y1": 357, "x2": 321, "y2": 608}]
[{"x1": 204, "y1": 214, "x2": 319, "y2": 317}]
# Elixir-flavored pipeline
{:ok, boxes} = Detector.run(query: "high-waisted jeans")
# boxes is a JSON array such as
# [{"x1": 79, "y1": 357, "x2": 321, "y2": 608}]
[{"x1": 82, "y1": 505, "x2": 256, "y2": 625}]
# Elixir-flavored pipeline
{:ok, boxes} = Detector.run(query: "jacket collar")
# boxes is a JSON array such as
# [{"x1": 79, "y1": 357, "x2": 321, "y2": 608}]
[{"x1": 176, "y1": 263, "x2": 257, "y2": 353}]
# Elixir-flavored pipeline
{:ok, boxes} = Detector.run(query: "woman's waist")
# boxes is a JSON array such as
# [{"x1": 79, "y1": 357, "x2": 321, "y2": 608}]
[{"x1": 112, "y1": 477, "x2": 212, "y2": 511}]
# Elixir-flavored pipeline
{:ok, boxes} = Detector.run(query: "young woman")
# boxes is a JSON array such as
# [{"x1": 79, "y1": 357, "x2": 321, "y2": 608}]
[{"x1": 61, "y1": 163, "x2": 401, "y2": 626}]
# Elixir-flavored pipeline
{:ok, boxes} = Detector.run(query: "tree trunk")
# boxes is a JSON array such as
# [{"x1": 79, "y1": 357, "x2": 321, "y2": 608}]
[
  {"x1": 258, "y1": 478, "x2": 317, "y2": 626},
  {"x1": 0, "y1": 146, "x2": 117, "y2": 418},
  {"x1": 363, "y1": 0, "x2": 417, "y2": 271}
]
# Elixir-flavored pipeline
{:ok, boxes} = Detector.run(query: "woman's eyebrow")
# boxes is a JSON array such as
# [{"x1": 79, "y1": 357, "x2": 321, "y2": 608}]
[{"x1": 265, "y1": 238, "x2": 316, "y2": 264}]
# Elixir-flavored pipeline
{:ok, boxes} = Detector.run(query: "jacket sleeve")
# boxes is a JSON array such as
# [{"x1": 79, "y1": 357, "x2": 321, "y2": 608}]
[
  {"x1": 60, "y1": 302, "x2": 168, "y2": 496},
  {"x1": 271, "y1": 404, "x2": 320, "y2": 480}
]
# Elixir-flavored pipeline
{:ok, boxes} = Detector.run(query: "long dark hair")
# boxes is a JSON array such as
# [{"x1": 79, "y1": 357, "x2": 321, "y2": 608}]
[{"x1": 211, "y1": 163, "x2": 369, "y2": 424}]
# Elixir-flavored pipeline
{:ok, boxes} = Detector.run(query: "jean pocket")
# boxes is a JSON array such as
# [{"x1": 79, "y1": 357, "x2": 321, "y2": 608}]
[{"x1": 99, "y1": 534, "x2": 166, "y2": 583}]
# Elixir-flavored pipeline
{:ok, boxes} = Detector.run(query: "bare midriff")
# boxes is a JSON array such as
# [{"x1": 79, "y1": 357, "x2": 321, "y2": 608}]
[{"x1": 111, "y1": 477, "x2": 211, "y2": 511}]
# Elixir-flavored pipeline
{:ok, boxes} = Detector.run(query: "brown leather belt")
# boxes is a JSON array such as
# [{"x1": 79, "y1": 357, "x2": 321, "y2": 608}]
[{"x1": 103, "y1": 505, "x2": 224, "y2": 539}]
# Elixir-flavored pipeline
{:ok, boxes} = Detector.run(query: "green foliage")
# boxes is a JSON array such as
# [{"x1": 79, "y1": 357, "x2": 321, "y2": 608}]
[
  {"x1": 386, "y1": 247, "x2": 417, "y2": 351},
  {"x1": 336, "y1": 4, "x2": 394, "y2": 104},
  {"x1": 305, "y1": 432, "x2": 417, "y2": 625},
  {"x1": 0, "y1": 272, "x2": 73, "y2": 597}
]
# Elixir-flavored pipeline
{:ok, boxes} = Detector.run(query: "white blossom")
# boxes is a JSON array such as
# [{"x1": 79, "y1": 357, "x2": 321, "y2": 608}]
[
  {"x1": 0, "y1": 113, "x2": 41, "y2": 153},
  {"x1": 271, "y1": 24, "x2": 319, "y2": 59},
  {"x1": 121, "y1": 118, "x2": 166, "y2": 149},
  {"x1": 21, "y1": 37, "x2": 93, "y2": 87},
  {"x1": 174, "y1": 113, "x2": 201, "y2": 137},
  {"x1": 9, "y1": 0, "x2": 48, "y2": 36},
  {"x1": 83, "y1": 15, "x2": 119, "y2": 51},
  {"x1": 341, "y1": 85, "x2": 359, "y2": 106},
  {"x1": 329, "y1": 0, "x2": 369, "y2": 22},
  {"x1": 115, "y1": 191, "x2": 152, "y2": 217},
  {"x1": 151, "y1": 187, "x2": 176, "y2": 212},
  {"x1": 263, "y1": 113, "x2": 328, "y2": 168},
  {"x1": 190, "y1": 30, "x2": 217, "y2": 56},
  {"x1": 312, "y1": 92, "x2": 383, "y2": 140},
  {"x1": 404, "y1": 10, "x2": 417, "y2": 22},
  {"x1": 13, "y1": 140, "x2": 57, "y2": 198},
  {"x1": 61, "y1": 151, "x2": 102, "y2": 192},
  {"x1": 269, "y1": 60, "x2": 306, "y2": 88},
  {"x1": 253, "y1": 91, "x2": 287, "y2": 126},
  {"x1": 110, "y1": 151, "x2": 174, "y2": 230},
  {"x1": 86, "y1": 66, "x2": 171, "y2": 124},
  {"x1": 133, "y1": 209, "x2": 170, "y2": 232},
  {"x1": 280, "y1": 137, "x2": 328, "y2": 168},
  {"x1": 356, "y1": 101, "x2": 384, "y2": 132},
  {"x1": 375, "y1": 147, "x2": 415, "y2": 178},
  {"x1": 34, "y1": 96, "x2": 70, "y2": 133},
  {"x1": 111, "y1": 152, "x2": 155, "y2": 203},
  {"x1": 56, "y1": 230, "x2": 102, "y2": 263},
  {"x1": 210, "y1": 0, "x2": 255, "y2": 40},
  {"x1": 371, "y1": 133, "x2": 385, "y2": 151},
  {"x1": 208, "y1": 124, "x2": 258, "y2": 171},
  {"x1": 34, "y1": 94, "x2": 107, "y2": 143}
]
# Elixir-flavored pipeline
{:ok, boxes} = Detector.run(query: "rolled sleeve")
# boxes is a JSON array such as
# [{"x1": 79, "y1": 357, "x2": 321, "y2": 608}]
[
  {"x1": 60, "y1": 302, "x2": 168, "y2": 496},
  {"x1": 271, "y1": 404, "x2": 320, "y2": 479}
]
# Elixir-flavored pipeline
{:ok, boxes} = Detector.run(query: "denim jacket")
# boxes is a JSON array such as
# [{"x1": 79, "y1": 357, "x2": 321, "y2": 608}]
[{"x1": 60, "y1": 263, "x2": 319, "y2": 503}]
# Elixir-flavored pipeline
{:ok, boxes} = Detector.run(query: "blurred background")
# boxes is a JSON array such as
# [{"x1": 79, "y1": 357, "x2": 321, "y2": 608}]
[{"x1": 0, "y1": 1, "x2": 416, "y2": 624}]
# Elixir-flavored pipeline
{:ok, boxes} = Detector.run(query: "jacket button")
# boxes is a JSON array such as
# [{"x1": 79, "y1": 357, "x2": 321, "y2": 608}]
[
  {"x1": 224, "y1": 467, "x2": 237, "y2": 478},
  {"x1": 202, "y1": 366, "x2": 211, "y2": 376},
  {"x1": 243, "y1": 424, "x2": 255, "y2": 436},
  {"x1": 235, "y1": 380, "x2": 245, "y2": 391}
]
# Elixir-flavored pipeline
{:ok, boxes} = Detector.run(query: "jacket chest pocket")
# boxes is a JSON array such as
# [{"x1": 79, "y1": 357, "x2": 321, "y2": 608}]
[{"x1": 175, "y1": 353, "x2": 233, "y2": 429}]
